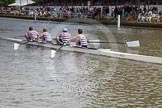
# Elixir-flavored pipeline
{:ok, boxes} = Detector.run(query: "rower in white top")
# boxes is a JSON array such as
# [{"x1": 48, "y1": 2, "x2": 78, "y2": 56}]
[
  {"x1": 56, "y1": 28, "x2": 71, "y2": 45},
  {"x1": 70, "y1": 29, "x2": 88, "y2": 48},
  {"x1": 25, "y1": 26, "x2": 40, "y2": 42},
  {"x1": 40, "y1": 28, "x2": 53, "y2": 44}
]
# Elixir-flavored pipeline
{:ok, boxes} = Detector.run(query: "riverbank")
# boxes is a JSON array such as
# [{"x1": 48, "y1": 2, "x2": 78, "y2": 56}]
[{"x1": 1, "y1": 14, "x2": 162, "y2": 28}]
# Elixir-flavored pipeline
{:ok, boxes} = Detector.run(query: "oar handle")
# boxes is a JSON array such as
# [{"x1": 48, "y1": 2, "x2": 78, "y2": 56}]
[
  {"x1": 55, "y1": 42, "x2": 68, "y2": 52},
  {"x1": 56, "y1": 45, "x2": 64, "y2": 51}
]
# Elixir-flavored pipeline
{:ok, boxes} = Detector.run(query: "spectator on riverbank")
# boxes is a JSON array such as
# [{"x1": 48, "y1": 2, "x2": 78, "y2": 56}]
[{"x1": 1, "y1": 2, "x2": 162, "y2": 22}]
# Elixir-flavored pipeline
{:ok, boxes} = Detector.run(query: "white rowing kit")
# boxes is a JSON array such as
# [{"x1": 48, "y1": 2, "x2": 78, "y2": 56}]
[
  {"x1": 60, "y1": 32, "x2": 71, "y2": 43},
  {"x1": 78, "y1": 34, "x2": 88, "y2": 46},
  {"x1": 42, "y1": 32, "x2": 52, "y2": 41},
  {"x1": 29, "y1": 30, "x2": 39, "y2": 39},
  {"x1": 0, "y1": 37, "x2": 162, "y2": 64}
]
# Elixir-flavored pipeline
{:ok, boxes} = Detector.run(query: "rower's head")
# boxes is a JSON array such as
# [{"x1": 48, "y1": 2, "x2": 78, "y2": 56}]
[
  {"x1": 29, "y1": 26, "x2": 33, "y2": 31},
  {"x1": 63, "y1": 28, "x2": 68, "y2": 32},
  {"x1": 78, "y1": 29, "x2": 83, "y2": 34},
  {"x1": 43, "y1": 28, "x2": 47, "y2": 32}
]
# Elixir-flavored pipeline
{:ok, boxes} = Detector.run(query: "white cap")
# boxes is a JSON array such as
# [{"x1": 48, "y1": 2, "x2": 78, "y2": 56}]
[{"x1": 63, "y1": 28, "x2": 68, "y2": 32}]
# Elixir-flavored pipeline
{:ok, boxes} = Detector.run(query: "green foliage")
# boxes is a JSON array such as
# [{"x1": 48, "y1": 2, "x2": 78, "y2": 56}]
[{"x1": 0, "y1": 0, "x2": 15, "y2": 6}]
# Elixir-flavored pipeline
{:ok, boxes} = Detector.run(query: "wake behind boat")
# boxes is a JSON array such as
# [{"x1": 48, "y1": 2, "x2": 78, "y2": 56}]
[{"x1": 0, "y1": 37, "x2": 162, "y2": 64}]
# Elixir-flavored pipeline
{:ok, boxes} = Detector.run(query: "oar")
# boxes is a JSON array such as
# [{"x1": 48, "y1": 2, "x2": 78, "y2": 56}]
[
  {"x1": 88, "y1": 40, "x2": 140, "y2": 47},
  {"x1": 14, "y1": 40, "x2": 30, "y2": 50},
  {"x1": 14, "y1": 43, "x2": 20, "y2": 50},
  {"x1": 126, "y1": 41, "x2": 140, "y2": 47},
  {"x1": 50, "y1": 43, "x2": 65, "y2": 58},
  {"x1": 11, "y1": 37, "x2": 64, "y2": 58}
]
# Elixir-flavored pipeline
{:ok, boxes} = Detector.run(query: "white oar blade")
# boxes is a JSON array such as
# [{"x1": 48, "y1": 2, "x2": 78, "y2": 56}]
[
  {"x1": 51, "y1": 50, "x2": 56, "y2": 58},
  {"x1": 126, "y1": 41, "x2": 140, "y2": 47},
  {"x1": 14, "y1": 43, "x2": 20, "y2": 50}
]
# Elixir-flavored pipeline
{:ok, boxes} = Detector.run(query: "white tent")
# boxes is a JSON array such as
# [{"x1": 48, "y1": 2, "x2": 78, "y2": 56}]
[{"x1": 8, "y1": 0, "x2": 35, "y2": 6}]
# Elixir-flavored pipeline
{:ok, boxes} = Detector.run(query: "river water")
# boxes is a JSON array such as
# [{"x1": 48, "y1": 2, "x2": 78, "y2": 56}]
[{"x1": 0, "y1": 17, "x2": 162, "y2": 108}]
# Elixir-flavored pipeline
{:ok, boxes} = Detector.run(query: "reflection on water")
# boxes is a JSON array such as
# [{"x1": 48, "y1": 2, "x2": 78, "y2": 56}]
[{"x1": 0, "y1": 18, "x2": 162, "y2": 108}]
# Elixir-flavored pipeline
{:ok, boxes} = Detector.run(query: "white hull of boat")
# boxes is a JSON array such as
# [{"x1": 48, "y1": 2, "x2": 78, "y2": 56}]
[{"x1": 0, "y1": 37, "x2": 162, "y2": 64}]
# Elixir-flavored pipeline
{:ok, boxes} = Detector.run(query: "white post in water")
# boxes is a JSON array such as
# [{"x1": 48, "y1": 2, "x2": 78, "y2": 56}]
[
  {"x1": 51, "y1": 50, "x2": 56, "y2": 58},
  {"x1": 117, "y1": 15, "x2": 120, "y2": 30},
  {"x1": 88, "y1": 1, "x2": 90, "y2": 10},
  {"x1": 100, "y1": 6, "x2": 103, "y2": 19},
  {"x1": 34, "y1": 11, "x2": 37, "y2": 21}
]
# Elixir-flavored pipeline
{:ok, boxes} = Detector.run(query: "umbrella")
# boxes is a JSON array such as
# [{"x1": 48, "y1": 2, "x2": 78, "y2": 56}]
[{"x1": 8, "y1": 0, "x2": 35, "y2": 6}]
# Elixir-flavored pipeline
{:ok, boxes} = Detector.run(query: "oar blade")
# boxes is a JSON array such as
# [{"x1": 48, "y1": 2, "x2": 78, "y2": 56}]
[
  {"x1": 51, "y1": 50, "x2": 56, "y2": 58},
  {"x1": 14, "y1": 43, "x2": 20, "y2": 50},
  {"x1": 126, "y1": 41, "x2": 140, "y2": 47}
]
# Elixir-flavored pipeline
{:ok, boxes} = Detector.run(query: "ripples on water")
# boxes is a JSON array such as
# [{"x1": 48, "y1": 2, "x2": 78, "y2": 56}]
[{"x1": 0, "y1": 18, "x2": 162, "y2": 108}]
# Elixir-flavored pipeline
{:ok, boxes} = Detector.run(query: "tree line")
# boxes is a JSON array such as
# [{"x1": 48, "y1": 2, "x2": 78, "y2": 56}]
[{"x1": 0, "y1": 0, "x2": 15, "y2": 6}]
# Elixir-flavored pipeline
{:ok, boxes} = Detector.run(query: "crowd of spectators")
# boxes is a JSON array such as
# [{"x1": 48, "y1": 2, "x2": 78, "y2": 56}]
[
  {"x1": 137, "y1": 6, "x2": 161, "y2": 22},
  {"x1": 111, "y1": 5, "x2": 162, "y2": 22},
  {"x1": 0, "y1": 4, "x2": 162, "y2": 22},
  {"x1": 34, "y1": 0, "x2": 162, "y2": 6},
  {"x1": 0, "y1": 6, "x2": 110, "y2": 20}
]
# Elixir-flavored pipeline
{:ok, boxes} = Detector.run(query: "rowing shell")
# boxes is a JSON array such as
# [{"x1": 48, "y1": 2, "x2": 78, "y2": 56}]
[{"x1": 0, "y1": 37, "x2": 162, "y2": 64}]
